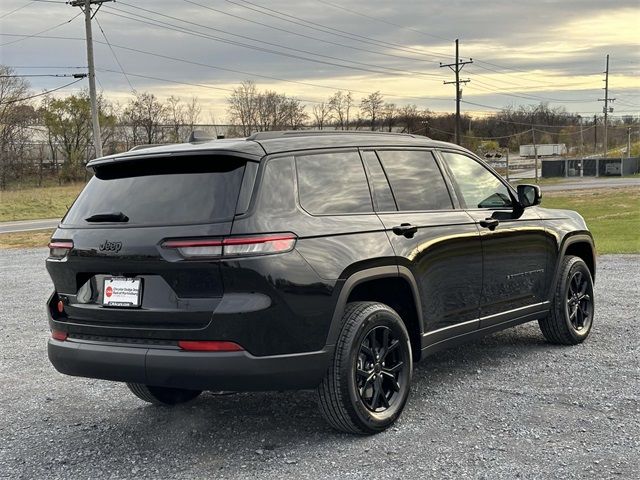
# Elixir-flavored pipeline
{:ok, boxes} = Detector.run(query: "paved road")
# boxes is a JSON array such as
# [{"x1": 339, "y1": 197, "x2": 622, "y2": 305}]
[
  {"x1": 0, "y1": 218, "x2": 59, "y2": 234},
  {"x1": 0, "y1": 249, "x2": 638, "y2": 479},
  {"x1": 541, "y1": 178, "x2": 640, "y2": 192}
]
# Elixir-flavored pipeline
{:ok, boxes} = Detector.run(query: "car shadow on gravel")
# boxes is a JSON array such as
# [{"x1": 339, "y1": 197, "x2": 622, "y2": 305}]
[{"x1": 44, "y1": 325, "x2": 558, "y2": 463}]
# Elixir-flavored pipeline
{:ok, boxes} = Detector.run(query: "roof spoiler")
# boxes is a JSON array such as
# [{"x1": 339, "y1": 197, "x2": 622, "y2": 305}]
[
  {"x1": 128, "y1": 144, "x2": 163, "y2": 152},
  {"x1": 188, "y1": 130, "x2": 225, "y2": 142}
]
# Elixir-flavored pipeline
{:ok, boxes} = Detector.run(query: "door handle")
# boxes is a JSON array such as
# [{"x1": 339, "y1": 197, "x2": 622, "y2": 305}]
[
  {"x1": 392, "y1": 223, "x2": 418, "y2": 238},
  {"x1": 479, "y1": 218, "x2": 500, "y2": 231}
]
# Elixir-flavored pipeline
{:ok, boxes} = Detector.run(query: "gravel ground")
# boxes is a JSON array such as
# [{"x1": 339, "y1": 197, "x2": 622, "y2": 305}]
[{"x1": 1, "y1": 249, "x2": 638, "y2": 479}]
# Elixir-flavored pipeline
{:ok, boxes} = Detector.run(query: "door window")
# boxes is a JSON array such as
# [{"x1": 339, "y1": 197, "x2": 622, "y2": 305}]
[
  {"x1": 295, "y1": 151, "x2": 373, "y2": 214},
  {"x1": 376, "y1": 150, "x2": 453, "y2": 211},
  {"x1": 361, "y1": 151, "x2": 397, "y2": 211},
  {"x1": 440, "y1": 151, "x2": 513, "y2": 209}
]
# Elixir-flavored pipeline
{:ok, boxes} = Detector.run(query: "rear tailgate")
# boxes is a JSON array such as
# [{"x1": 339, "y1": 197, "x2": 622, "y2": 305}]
[{"x1": 46, "y1": 154, "x2": 251, "y2": 337}]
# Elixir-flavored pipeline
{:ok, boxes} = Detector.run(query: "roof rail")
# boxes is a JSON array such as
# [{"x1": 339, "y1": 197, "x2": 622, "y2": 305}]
[{"x1": 246, "y1": 130, "x2": 420, "y2": 141}]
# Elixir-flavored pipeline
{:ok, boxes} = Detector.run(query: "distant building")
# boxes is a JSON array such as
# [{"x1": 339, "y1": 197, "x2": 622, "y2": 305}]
[{"x1": 519, "y1": 144, "x2": 567, "y2": 157}]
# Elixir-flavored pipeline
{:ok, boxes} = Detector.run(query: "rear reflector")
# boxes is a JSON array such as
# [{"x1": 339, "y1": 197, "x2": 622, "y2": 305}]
[
  {"x1": 51, "y1": 330, "x2": 68, "y2": 341},
  {"x1": 162, "y1": 233, "x2": 296, "y2": 259},
  {"x1": 48, "y1": 240, "x2": 73, "y2": 258},
  {"x1": 178, "y1": 340, "x2": 244, "y2": 352}
]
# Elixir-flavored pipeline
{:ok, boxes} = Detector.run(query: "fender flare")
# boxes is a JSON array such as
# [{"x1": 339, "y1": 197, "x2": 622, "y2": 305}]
[
  {"x1": 325, "y1": 265, "x2": 423, "y2": 347},
  {"x1": 548, "y1": 233, "x2": 596, "y2": 300}
]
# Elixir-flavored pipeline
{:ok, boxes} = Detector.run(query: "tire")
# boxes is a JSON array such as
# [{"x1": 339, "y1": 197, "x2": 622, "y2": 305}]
[
  {"x1": 126, "y1": 383, "x2": 202, "y2": 405},
  {"x1": 539, "y1": 255, "x2": 594, "y2": 345},
  {"x1": 317, "y1": 302, "x2": 413, "y2": 434}
]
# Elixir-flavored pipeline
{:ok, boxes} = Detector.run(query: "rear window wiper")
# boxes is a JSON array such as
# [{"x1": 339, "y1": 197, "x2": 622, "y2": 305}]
[{"x1": 84, "y1": 212, "x2": 129, "y2": 223}]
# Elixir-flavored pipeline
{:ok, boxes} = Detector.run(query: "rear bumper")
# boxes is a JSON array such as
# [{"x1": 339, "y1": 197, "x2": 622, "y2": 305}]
[{"x1": 48, "y1": 338, "x2": 331, "y2": 391}]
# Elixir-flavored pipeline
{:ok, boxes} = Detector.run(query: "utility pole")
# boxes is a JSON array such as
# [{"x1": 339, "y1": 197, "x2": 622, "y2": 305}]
[
  {"x1": 70, "y1": 0, "x2": 112, "y2": 159},
  {"x1": 597, "y1": 54, "x2": 615, "y2": 176},
  {"x1": 593, "y1": 115, "x2": 597, "y2": 153},
  {"x1": 532, "y1": 127, "x2": 539, "y2": 183},
  {"x1": 440, "y1": 39, "x2": 472, "y2": 145}
]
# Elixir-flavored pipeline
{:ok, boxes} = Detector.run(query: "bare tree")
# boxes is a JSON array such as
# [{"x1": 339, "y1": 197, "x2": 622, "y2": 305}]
[
  {"x1": 165, "y1": 95, "x2": 185, "y2": 143},
  {"x1": 0, "y1": 66, "x2": 35, "y2": 189},
  {"x1": 282, "y1": 97, "x2": 307, "y2": 130},
  {"x1": 227, "y1": 81, "x2": 308, "y2": 134},
  {"x1": 312, "y1": 102, "x2": 331, "y2": 130},
  {"x1": 185, "y1": 97, "x2": 201, "y2": 132},
  {"x1": 227, "y1": 81, "x2": 259, "y2": 136},
  {"x1": 125, "y1": 91, "x2": 166, "y2": 144},
  {"x1": 382, "y1": 103, "x2": 397, "y2": 132},
  {"x1": 328, "y1": 91, "x2": 354, "y2": 130},
  {"x1": 360, "y1": 91, "x2": 384, "y2": 131}
]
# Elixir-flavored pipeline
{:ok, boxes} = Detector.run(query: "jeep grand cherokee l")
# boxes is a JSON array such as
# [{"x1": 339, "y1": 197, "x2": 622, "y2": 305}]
[{"x1": 46, "y1": 131, "x2": 595, "y2": 434}]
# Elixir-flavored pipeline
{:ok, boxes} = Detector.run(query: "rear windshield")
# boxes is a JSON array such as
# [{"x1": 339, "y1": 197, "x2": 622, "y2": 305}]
[{"x1": 62, "y1": 155, "x2": 247, "y2": 226}]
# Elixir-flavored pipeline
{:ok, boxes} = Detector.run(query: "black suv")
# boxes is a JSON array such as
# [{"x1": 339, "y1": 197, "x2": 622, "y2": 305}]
[{"x1": 46, "y1": 131, "x2": 595, "y2": 434}]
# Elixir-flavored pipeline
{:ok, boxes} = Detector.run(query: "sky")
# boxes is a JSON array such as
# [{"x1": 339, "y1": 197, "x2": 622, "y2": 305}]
[{"x1": 1, "y1": 0, "x2": 639, "y2": 121}]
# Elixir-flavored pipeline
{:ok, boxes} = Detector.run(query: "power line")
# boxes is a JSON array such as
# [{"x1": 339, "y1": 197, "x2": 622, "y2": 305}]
[
  {"x1": 94, "y1": 16, "x2": 135, "y2": 92},
  {"x1": 104, "y1": 4, "x2": 445, "y2": 79},
  {"x1": 6, "y1": 65, "x2": 86, "y2": 69},
  {"x1": 467, "y1": 67, "x2": 597, "y2": 91},
  {"x1": 0, "y1": 11, "x2": 81, "y2": 47},
  {"x1": 222, "y1": 0, "x2": 449, "y2": 62},
  {"x1": 0, "y1": 77, "x2": 84, "y2": 105},
  {"x1": 0, "y1": 1, "x2": 33, "y2": 20},
  {"x1": 0, "y1": 32, "x2": 453, "y2": 103},
  {"x1": 92, "y1": 38, "x2": 452, "y2": 103},
  {"x1": 181, "y1": 0, "x2": 445, "y2": 67},
  {"x1": 312, "y1": 0, "x2": 452, "y2": 43},
  {"x1": 467, "y1": 80, "x2": 595, "y2": 103},
  {"x1": 0, "y1": 73, "x2": 87, "y2": 78}
]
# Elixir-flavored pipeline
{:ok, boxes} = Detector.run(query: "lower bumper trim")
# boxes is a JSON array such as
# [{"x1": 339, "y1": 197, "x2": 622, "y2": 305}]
[{"x1": 48, "y1": 339, "x2": 330, "y2": 391}]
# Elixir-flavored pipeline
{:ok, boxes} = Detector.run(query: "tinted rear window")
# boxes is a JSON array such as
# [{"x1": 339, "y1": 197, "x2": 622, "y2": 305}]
[
  {"x1": 295, "y1": 151, "x2": 373, "y2": 215},
  {"x1": 63, "y1": 156, "x2": 247, "y2": 226},
  {"x1": 376, "y1": 149, "x2": 452, "y2": 211}
]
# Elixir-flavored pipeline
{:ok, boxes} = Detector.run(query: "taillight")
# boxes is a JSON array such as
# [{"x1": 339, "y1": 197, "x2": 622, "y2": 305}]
[
  {"x1": 51, "y1": 330, "x2": 68, "y2": 341},
  {"x1": 178, "y1": 340, "x2": 244, "y2": 352},
  {"x1": 162, "y1": 233, "x2": 296, "y2": 259},
  {"x1": 48, "y1": 240, "x2": 73, "y2": 258}
]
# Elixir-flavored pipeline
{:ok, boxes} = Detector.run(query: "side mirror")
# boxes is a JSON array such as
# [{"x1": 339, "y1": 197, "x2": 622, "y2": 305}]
[{"x1": 517, "y1": 184, "x2": 542, "y2": 207}]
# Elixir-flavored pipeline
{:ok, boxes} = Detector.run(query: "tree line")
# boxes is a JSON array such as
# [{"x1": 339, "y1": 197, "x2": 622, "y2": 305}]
[{"x1": 1, "y1": 66, "x2": 637, "y2": 189}]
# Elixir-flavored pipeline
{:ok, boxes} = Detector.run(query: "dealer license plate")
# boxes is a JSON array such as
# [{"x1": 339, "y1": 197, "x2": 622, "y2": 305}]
[{"x1": 102, "y1": 277, "x2": 142, "y2": 307}]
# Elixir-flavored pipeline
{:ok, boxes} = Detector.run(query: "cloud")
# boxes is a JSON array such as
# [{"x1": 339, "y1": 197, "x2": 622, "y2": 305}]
[{"x1": 1, "y1": 0, "x2": 638, "y2": 118}]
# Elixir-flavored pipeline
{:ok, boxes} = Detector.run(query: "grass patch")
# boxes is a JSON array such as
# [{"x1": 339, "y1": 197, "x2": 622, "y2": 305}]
[
  {"x1": 543, "y1": 187, "x2": 640, "y2": 254},
  {"x1": 0, "y1": 183, "x2": 84, "y2": 222},
  {"x1": 0, "y1": 229, "x2": 54, "y2": 249},
  {"x1": 1, "y1": 183, "x2": 637, "y2": 254}
]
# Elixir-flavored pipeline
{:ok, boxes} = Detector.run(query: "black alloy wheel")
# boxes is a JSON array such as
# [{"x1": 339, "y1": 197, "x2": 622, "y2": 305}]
[
  {"x1": 317, "y1": 302, "x2": 413, "y2": 434},
  {"x1": 566, "y1": 269, "x2": 593, "y2": 332},
  {"x1": 356, "y1": 326, "x2": 407, "y2": 413},
  {"x1": 539, "y1": 255, "x2": 595, "y2": 345}
]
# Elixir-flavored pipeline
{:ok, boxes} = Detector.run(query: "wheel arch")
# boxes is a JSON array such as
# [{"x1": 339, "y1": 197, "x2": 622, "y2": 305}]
[
  {"x1": 547, "y1": 233, "x2": 596, "y2": 302},
  {"x1": 326, "y1": 266, "x2": 423, "y2": 361},
  {"x1": 560, "y1": 233, "x2": 596, "y2": 281}
]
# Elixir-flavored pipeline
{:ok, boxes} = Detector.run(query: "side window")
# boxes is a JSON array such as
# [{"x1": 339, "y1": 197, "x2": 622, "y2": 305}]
[
  {"x1": 361, "y1": 151, "x2": 397, "y2": 212},
  {"x1": 295, "y1": 151, "x2": 373, "y2": 215},
  {"x1": 440, "y1": 151, "x2": 512, "y2": 209},
  {"x1": 376, "y1": 149, "x2": 453, "y2": 211}
]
